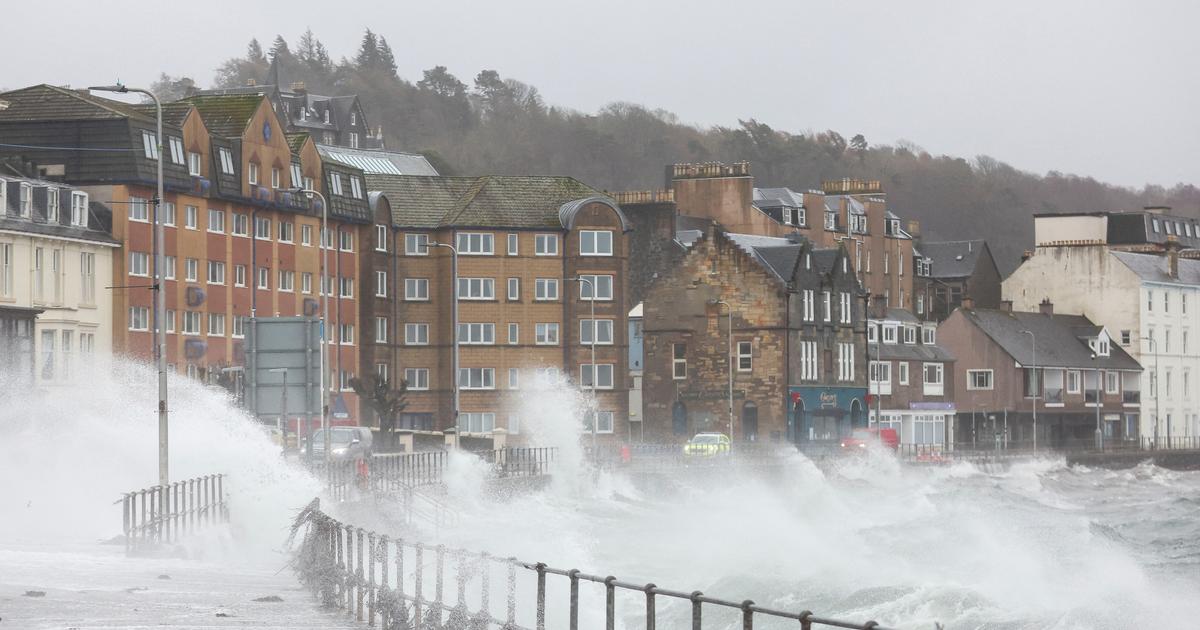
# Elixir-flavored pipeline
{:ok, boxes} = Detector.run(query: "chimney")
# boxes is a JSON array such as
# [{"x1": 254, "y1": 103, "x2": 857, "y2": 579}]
[
  {"x1": 1144, "y1": 205, "x2": 1171, "y2": 215},
  {"x1": 907, "y1": 220, "x2": 921, "y2": 238},
  {"x1": 1000, "y1": 299, "x2": 1013, "y2": 313},
  {"x1": 1039, "y1": 298, "x2": 1054, "y2": 316},
  {"x1": 961, "y1": 296, "x2": 975, "y2": 311},
  {"x1": 291, "y1": 81, "x2": 307, "y2": 94},
  {"x1": 1166, "y1": 235, "x2": 1180, "y2": 279},
  {"x1": 870, "y1": 294, "x2": 888, "y2": 319},
  {"x1": 245, "y1": 78, "x2": 257, "y2": 87},
  {"x1": 1022, "y1": 249, "x2": 1034, "y2": 262}
]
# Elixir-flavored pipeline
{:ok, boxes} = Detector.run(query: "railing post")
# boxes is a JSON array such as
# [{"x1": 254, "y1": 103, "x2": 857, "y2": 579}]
[
  {"x1": 367, "y1": 531, "x2": 376, "y2": 625},
  {"x1": 799, "y1": 610, "x2": 813, "y2": 630},
  {"x1": 742, "y1": 599, "x2": 754, "y2": 630},
  {"x1": 435, "y1": 544, "x2": 445, "y2": 622},
  {"x1": 377, "y1": 534, "x2": 387, "y2": 628},
  {"x1": 506, "y1": 559, "x2": 518, "y2": 629},
  {"x1": 644, "y1": 583, "x2": 656, "y2": 630},
  {"x1": 535, "y1": 563, "x2": 547, "y2": 630},
  {"x1": 690, "y1": 590, "x2": 703, "y2": 630},
  {"x1": 356, "y1": 528, "x2": 365, "y2": 622},
  {"x1": 480, "y1": 552, "x2": 491, "y2": 615},
  {"x1": 604, "y1": 576, "x2": 617, "y2": 630},
  {"x1": 414, "y1": 543, "x2": 424, "y2": 627},
  {"x1": 568, "y1": 569, "x2": 580, "y2": 630}
]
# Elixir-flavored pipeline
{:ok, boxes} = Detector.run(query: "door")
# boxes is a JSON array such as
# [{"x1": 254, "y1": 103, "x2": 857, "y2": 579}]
[
  {"x1": 672, "y1": 401, "x2": 687, "y2": 436},
  {"x1": 742, "y1": 401, "x2": 759, "y2": 442}
]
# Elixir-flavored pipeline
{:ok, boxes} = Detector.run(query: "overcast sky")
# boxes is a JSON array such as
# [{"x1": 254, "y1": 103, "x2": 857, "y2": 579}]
[{"x1": 3, "y1": 0, "x2": 1196, "y2": 188}]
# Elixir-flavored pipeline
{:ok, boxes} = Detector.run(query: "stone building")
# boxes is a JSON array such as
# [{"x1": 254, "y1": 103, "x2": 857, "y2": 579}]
[
  {"x1": 912, "y1": 239, "x2": 1002, "y2": 321},
  {"x1": 641, "y1": 223, "x2": 867, "y2": 443}
]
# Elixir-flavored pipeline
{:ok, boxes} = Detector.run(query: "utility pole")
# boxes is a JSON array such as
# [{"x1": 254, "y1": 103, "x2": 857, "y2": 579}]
[{"x1": 1020, "y1": 329, "x2": 1037, "y2": 451}]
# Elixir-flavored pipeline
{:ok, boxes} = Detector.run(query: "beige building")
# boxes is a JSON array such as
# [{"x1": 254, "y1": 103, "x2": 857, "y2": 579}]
[
  {"x1": 1003, "y1": 212, "x2": 1200, "y2": 442},
  {"x1": 0, "y1": 175, "x2": 117, "y2": 385}
]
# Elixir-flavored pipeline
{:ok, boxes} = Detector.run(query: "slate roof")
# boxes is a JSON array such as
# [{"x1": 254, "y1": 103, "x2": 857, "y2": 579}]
[
  {"x1": 752, "y1": 187, "x2": 805, "y2": 207},
  {"x1": 1111, "y1": 250, "x2": 1200, "y2": 286},
  {"x1": 0, "y1": 84, "x2": 154, "y2": 123},
  {"x1": 874, "y1": 340, "x2": 955, "y2": 363},
  {"x1": 920, "y1": 240, "x2": 990, "y2": 279},
  {"x1": 318, "y1": 144, "x2": 437, "y2": 176},
  {"x1": 181, "y1": 94, "x2": 264, "y2": 138},
  {"x1": 286, "y1": 132, "x2": 310, "y2": 155},
  {"x1": 961, "y1": 309, "x2": 1141, "y2": 371},
  {"x1": 725, "y1": 232, "x2": 848, "y2": 283},
  {"x1": 675, "y1": 229, "x2": 703, "y2": 249},
  {"x1": 364, "y1": 174, "x2": 609, "y2": 229},
  {"x1": 131, "y1": 102, "x2": 194, "y2": 128},
  {"x1": 811, "y1": 249, "x2": 840, "y2": 274}
]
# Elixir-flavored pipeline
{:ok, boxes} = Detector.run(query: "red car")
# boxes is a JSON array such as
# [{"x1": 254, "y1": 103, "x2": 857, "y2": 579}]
[{"x1": 840, "y1": 427, "x2": 900, "y2": 451}]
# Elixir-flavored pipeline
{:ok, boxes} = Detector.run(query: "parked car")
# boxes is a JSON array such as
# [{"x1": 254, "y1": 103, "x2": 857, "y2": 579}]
[
  {"x1": 303, "y1": 426, "x2": 373, "y2": 461},
  {"x1": 683, "y1": 432, "x2": 731, "y2": 456},
  {"x1": 839, "y1": 427, "x2": 900, "y2": 452}
]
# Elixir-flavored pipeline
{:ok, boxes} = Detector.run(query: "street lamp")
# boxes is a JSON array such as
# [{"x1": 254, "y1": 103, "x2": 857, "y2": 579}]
[
  {"x1": 707, "y1": 299, "x2": 734, "y2": 442},
  {"x1": 90, "y1": 83, "x2": 167, "y2": 489},
  {"x1": 1090, "y1": 352, "x2": 1103, "y2": 450},
  {"x1": 292, "y1": 187, "x2": 332, "y2": 475},
  {"x1": 1020, "y1": 329, "x2": 1037, "y2": 452},
  {"x1": 428, "y1": 241, "x2": 459, "y2": 438},
  {"x1": 570, "y1": 277, "x2": 598, "y2": 451}
]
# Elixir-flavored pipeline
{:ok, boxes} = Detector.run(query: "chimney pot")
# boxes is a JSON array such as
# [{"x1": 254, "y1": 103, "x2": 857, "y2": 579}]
[
  {"x1": 245, "y1": 78, "x2": 256, "y2": 87},
  {"x1": 1039, "y1": 298, "x2": 1054, "y2": 316}
]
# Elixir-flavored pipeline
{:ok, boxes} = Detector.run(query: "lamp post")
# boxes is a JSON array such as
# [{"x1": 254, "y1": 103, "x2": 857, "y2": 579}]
[
  {"x1": 90, "y1": 83, "x2": 167, "y2": 489},
  {"x1": 708, "y1": 299, "x2": 734, "y2": 443},
  {"x1": 1146, "y1": 337, "x2": 1160, "y2": 449},
  {"x1": 570, "y1": 277, "x2": 598, "y2": 451},
  {"x1": 1020, "y1": 329, "x2": 1037, "y2": 452},
  {"x1": 1090, "y1": 352, "x2": 1103, "y2": 450},
  {"x1": 293, "y1": 187, "x2": 332, "y2": 476},
  {"x1": 429, "y1": 241, "x2": 459, "y2": 438}
]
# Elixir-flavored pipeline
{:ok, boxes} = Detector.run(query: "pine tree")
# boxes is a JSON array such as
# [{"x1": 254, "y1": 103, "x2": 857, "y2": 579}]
[
  {"x1": 355, "y1": 29, "x2": 380, "y2": 70},
  {"x1": 270, "y1": 35, "x2": 293, "y2": 63},
  {"x1": 376, "y1": 36, "x2": 398, "y2": 77},
  {"x1": 247, "y1": 38, "x2": 266, "y2": 65}
]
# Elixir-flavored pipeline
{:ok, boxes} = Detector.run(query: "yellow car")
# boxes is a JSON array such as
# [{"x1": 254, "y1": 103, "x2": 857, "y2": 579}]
[{"x1": 683, "y1": 432, "x2": 731, "y2": 456}]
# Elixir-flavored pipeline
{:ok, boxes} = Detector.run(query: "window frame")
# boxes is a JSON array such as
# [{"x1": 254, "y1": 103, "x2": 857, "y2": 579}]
[
  {"x1": 966, "y1": 369, "x2": 994, "y2": 391},
  {"x1": 579, "y1": 230, "x2": 614, "y2": 256}
]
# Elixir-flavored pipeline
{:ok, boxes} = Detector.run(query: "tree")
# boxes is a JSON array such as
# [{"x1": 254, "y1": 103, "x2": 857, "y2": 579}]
[
  {"x1": 355, "y1": 29, "x2": 380, "y2": 70},
  {"x1": 213, "y1": 38, "x2": 270, "y2": 87},
  {"x1": 149, "y1": 73, "x2": 197, "y2": 102},
  {"x1": 417, "y1": 66, "x2": 466, "y2": 98},
  {"x1": 376, "y1": 36, "x2": 398, "y2": 77},
  {"x1": 349, "y1": 373, "x2": 407, "y2": 450},
  {"x1": 850, "y1": 134, "x2": 868, "y2": 151}
]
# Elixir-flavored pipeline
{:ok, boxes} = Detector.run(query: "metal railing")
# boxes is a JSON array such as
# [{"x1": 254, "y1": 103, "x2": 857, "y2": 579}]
[
  {"x1": 121, "y1": 474, "x2": 227, "y2": 555},
  {"x1": 288, "y1": 499, "x2": 902, "y2": 630}
]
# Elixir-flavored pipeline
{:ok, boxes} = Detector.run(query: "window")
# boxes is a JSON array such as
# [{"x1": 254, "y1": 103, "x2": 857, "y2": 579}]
[
  {"x1": 967, "y1": 369, "x2": 994, "y2": 390},
  {"x1": 507, "y1": 277, "x2": 520, "y2": 301},
  {"x1": 1185, "y1": 331, "x2": 1190, "y2": 355},
  {"x1": 344, "y1": 176, "x2": 361, "y2": 199},
  {"x1": 340, "y1": 370, "x2": 355, "y2": 391},
  {"x1": 923, "y1": 363, "x2": 944, "y2": 395},
  {"x1": 230, "y1": 264, "x2": 245, "y2": 287},
  {"x1": 1147, "y1": 290, "x2": 1154, "y2": 312},
  {"x1": 279, "y1": 222, "x2": 294, "y2": 243},
  {"x1": 207, "y1": 313, "x2": 226, "y2": 336},
  {"x1": 207, "y1": 261, "x2": 225, "y2": 285},
  {"x1": 1067, "y1": 370, "x2": 1081, "y2": 394},
  {"x1": 279, "y1": 270, "x2": 295, "y2": 292},
  {"x1": 374, "y1": 270, "x2": 388, "y2": 297},
  {"x1": 459, "y1": 368, "x2": 496, "y2": 390},
  {"x1": 585, "y1": 411, "x2": 615, "y2": 434},
  {"x1": 227, "y1": 213, "x2": 247, "y2": 236},
  {"x1": 301, "y1": 272, "x2": 312, "y2": 294},
  {"x1": 129, "y1": 306, "x2": 150, "y2": 331},
  {"x1": 535, "y1": 278, "x2": 559, "y2": 301},
  {"x1": 898, "y1": 361, "x2": 909, "y2": 385},
  {"x1": 1185, "y1": 294, "x2": 1190, "y2": 315},
  {"x1": 375, "y1": 225, "x2": 389, "y2": 252},
  {"x1": 405, "y1": 368, "x2": 429, "y2": 390},
  {"x1": 536, "y1": 323, "x2": 560, "y2": 345},
  {"x1": 257, "y1": 267, "x2": 269, "y2": 289},
  {"x1": 580, "y1": 230, "x2": 613, "y2": 256},
  {"x1": 255, "y1": 216, "x2": 271, "y2": 240},
  {"x1": 839, "y1": 292, "x2": 852, "y2": 324},
  {"x1": 164, "y1": 256, "x2": 176, "y2": 280},
  {"x1": 232, "y1": 316, "x2": 246, "y2": 338},
  {"x1": 580, "y1": 364, "x2": 615, "y2": 389},
  {"x1": 673, "y1": 343, "x2": 687, "y2": 379},
  {"x1": 456, "y1": 232, "x2": 494, "y2": 255},
  {"x1": 271, "y1": 167, "x2": 281, "y2": 189},
  {"x1": 164, "y1": 310, "x2": 175, "y2": 332},
  {"x1": 458, "y1": 323, "x2": 496, "y2": 345},
  {"x1": 405, "y1": 233, "x2": 429, "y2": 255},
  {"x1": 129, "y1": 251, "x2": 149, "y2": 277},
  {"x1": 207, "y1": 209, "x2": 224, "y2": 233},
  {"x1": 737, "y1": 341, "x2": 753, "y2": 371},
  {"x1": 798, "y1": 341, "x2": 817, "y2": 381},
  {"x1": 838, "y1": 342, "x2": 855, "y2": 381},
  {"x1": 188, "y1": 152, "x2": 201, "y2": 176},
  {"x1": 868, "y1": 323, "x2": 878, "y2": 343},
  {"x1": 404, "y1": 278, "x2": 429, "y2": 301},
  {"x1": 802, "y1": 290, "x2": 814, "y2": 321},
  {"x1": 869, "y1": 361, "x2": 892, "y2": 394},
  {"x1": 903, "y1": 326, "x2": 917, "y2": 344},
  {"x1": 824, "y1": 211, "x2": 837, "y2": 230},
  {"x1": 1164, "y1": 292, "x2": 1170, "y2": 313},
  {"x1": 823, "y1": 291, "x2": 832, "y2": 321},
  {"x1": 183, "y1": 258, "x2": 198, "y2": 282},
  {"x1": 459, "y1": 412, "x2": 496, "y2": 434},
  {"x1": 45, "y1": 188, "x2": 59, "y2": 223},
  {"x1": 1121, "y1": 330, "x2": 1131, "y2": 346},
  {"x1": 508, "y1": 323, "x2": 519, "y2": 345},
  {"x1": 247, "y1": 162, "x2": 259, "y2": 186},
  {"x1": 301, "y1": 224, "x2": 313, "y2": 246},
  {"x1": 339, "y1": 231, "x2": 353, "y2": 252},
  {"x1": 80, "y1": 252, "x2": 95, "y2": 305},
  {"x1": 580, "y1": 319, "x2": 615, "y2": 345},
  {"x1": 922, "y1": 326, "x2": 936, "y2": 345},
  {"x1": 168, "y1": 137, "x2": 185, "y2": 165},
  {"x1": 185, "y1": 205, "x2": 198, "y2": 229},
  {"x1": 405, "y1": 323, "x2": 429, "y2": 345},
  {"x1": 338, "y1": 277, "x2": 354, "y2": 298},
  {"x1": 70, "y1": 191, "x2": 89, "y2": 227},
  {"x1": 1107, "y1": 371, "x2": 1120, "y2": 395},
  {"x1": 1166, "y1": 329, "x2": 1172, "y2": 353},
  {"x1": 578, "y1": 275, "x2": 613, "y2": 300},
  {"x1": 128, "y1": 196, "x2": 150, "y2": 222},
  {"x1": 535, "y1": 234, "x2": 559, "y2": 256},
  {"x1": 457, "y1": 277, "x2": 495, "y2": 300},
  {"x1": 882, "y1": 325, "x2": 898, "y2": 344},
  {"x1": 182, "y1": 311, "x2": 200, "y2": 335},
  {"x1": 304, "y1": 176, "x2": 315, "y2": 193},
  {"x1": 338, "y1": 323, "x2": 354, "y2": 345},
  {"x1": 509, "y1": 368, "x2": 520, "y2": 389},
  {"x1": 142, "y1": 131, "x2": 159, "y2": 160}
]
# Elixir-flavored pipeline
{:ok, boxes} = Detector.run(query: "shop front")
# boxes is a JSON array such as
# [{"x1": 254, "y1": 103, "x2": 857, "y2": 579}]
[{"x1": 787, "y1": 386, "x2": 869, "y2": 443}]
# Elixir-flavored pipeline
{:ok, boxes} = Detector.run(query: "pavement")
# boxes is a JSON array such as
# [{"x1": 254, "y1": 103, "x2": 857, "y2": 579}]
[{"x1": 0, "y1": 541, "x2": 360, "y2": 629}]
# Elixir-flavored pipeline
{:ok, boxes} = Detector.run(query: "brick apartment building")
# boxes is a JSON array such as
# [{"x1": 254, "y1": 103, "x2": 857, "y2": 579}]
[
  {"x1": 0, "y1": 85, "x2": 370, "y2": 423},
  {"x1": 364, "y1": 174, "x2": 632, "y2": 440},
  {"x1": 641, "y1": 223, "x2": 867, "y2": 443}
]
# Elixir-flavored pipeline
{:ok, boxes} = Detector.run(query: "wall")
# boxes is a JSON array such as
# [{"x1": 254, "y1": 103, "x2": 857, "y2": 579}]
[{"x1": 1035, "y1": 215, "x2": 1108, "y2": 246}]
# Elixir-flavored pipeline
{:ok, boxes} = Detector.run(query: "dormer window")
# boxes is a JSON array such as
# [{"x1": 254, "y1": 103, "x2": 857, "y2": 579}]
[
  {"x1": 868, "y1": 322, "x2": 878, "y2": 343},
  {"x1": 188, "y1": 152, "x2": 201, "y2": 176},
  {"x1": 824, "y1": 211, "x2": 837, "y2": 231},
  {"x1": 350, "y1": 111, "x2": 357, "y2": 126},
  {"x1": 168, "y1": 137, "x2": 185, "y2": 165},
  {"x1": 903, "y1": 325, "x2": 917, "y2": 344},
  {"x1": 290, "y1": 164, "x2": 303, "y2": 188},
  {"x1": 324, "y1": 109, "x2": 330, "y2": 124},
  {"x1": 922, "y1": 325, "x2": 936, "y2": 345},
  {"x1": 1092, "y1": 336, "x2": 1111, "y2": 357},
  {"x1": 329, "y1": 173, "x2": 344, "y2": 196},
  {"x1": 46, "y1": 188, "x2": 59, "y2": 223},
  {"x1": 349, "y1": 176, "x2": 363, "y2": 199},
  {"x1": 218, "y1": 148, "x2": 235, "y2": 175},
  {"x1": 19, "y1": 183, "x2": 32, "y2": 218},
  {"x1": 301, "y1": 108, "x2": 308, "y2": 121},
  {"x1": 141, "y1": 131, "x2": 159, "y2": 160},
  {"x1": 349, "y1": 132, "x2": 359, "y2": 149},
  {"x1": 882, "y1": 324, "x2": 898, "y2": 344},
  {"x1": 70, "y1": 191, "x2": 89, "y2": 227}
]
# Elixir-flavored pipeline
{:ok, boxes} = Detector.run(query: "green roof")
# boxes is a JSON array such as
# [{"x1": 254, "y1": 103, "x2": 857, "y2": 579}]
[
  {"x1": 366, "y1": 174, "x2": 603, "y2": 229},
  {"x1": 0, "y1": 84, "x2": 156, "y2": 123},
  {"x1": 180, "y1": 94, "x2": 264, "y2": 138},
  {"x1": 131, "y1": 102, "x2": 195, "y2": 128},
  {"x1": 286, "y1": 132, "x2": 310, "y2": 156}
]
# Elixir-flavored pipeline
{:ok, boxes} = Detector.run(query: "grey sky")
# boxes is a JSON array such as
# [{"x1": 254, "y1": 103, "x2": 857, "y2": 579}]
[{"x1": 4, "y1": 0, "x2": 1197, "y2": 188}]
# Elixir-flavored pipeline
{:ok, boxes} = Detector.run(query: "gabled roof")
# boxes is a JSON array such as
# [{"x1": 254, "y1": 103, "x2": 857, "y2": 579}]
[
  {"x1": 286, "y1": 132, "x2": 311, "y2": 156},
  {"x1": 752, "y1": 187, "x2": 805, "y2": 207},
  {"x1": 1111, "y1": 250, "x2": 1200, "y2": 286},
  {"x1": 131, "y1": 102, "x2": 194, "y2": 128},
  {"x1": 0, "y1": 84, "x2": 155, "y2": 123},
  {"x1": 365, "y1": 174, "x2": 613, "y2": 229},
  {"x1": 960, "y1": 309, "x2": 1141, "y2": 371},
  {"x1": 920, "y1": 240, "x2": 991, "y2": 279},
  {"x1": 318, "y1": 144, "x2": 437, "y2": 176},
  {"x1": 180, "y1": 94, "x2": 265, "y2": 138}
]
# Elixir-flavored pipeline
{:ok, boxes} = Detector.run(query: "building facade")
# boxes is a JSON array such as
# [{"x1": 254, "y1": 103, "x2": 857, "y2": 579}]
[
  {"x1": 912, "y1": 239, "x2": 1003, "y2": 322},
  {"x1": 0, "y1": 174, "x2": 117, "y2": 386},
  {"x1": 867, "y1": 302, "x2": 956, "y2": 449},
  {"x1": 641, "y1": 225, "x2": 867, "y2": 443}
]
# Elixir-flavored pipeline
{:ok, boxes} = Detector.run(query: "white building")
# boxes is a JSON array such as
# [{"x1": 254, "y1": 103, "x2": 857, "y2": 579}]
[
  {"x1": 1003, "y1": 212, "x2": 1200, "y2": 442},
  {"x1": 0, "y1": 174, "x2": 118, "y2": 386}
]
